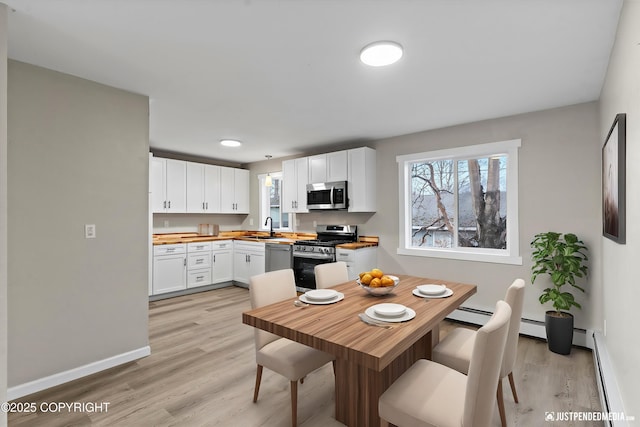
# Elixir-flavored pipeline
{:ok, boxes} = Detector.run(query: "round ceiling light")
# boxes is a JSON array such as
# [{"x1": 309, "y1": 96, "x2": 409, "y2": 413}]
[
  {"x1": 360, "y1": 41, "x2": 403, "y2": 67},
  {"x1": 220, "y1": 139, "x2": 242, "y2": 147}
]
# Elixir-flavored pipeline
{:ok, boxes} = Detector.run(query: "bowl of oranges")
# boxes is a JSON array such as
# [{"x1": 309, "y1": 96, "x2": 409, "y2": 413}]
[{"x1": 357, "y1": 268, "x2": 400, "y2": 296}]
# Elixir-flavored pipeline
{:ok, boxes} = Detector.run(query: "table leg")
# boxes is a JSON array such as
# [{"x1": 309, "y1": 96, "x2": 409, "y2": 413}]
[{"x1": 334, "y1": 331, "x2": 432, "y2": 427}]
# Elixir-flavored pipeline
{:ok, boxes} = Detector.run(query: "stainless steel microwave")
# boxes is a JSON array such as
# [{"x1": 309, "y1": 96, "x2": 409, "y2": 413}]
[{"x1": 306, "y1": 181, "x2": 348, "y2": 210}]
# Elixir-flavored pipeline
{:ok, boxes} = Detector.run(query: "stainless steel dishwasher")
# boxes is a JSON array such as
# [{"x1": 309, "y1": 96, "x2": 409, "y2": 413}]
[{"x1": 265, "y1": 243, "x2": 293, "y2": 272}]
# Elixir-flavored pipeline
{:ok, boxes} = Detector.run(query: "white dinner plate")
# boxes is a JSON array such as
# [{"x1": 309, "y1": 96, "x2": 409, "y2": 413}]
[
  {"x1": 365, "y1": 306, "x2": 416, "y2": 323},
  {"x1": 304, "y1": 289, "x2": 339, "y2": 301},
  {"x1": 417, "y1": 284, "x2": 447, "y2": 296},
  {"x1": 372, "y1": 303, "x2": 407, "y2": 318},
  {"x1": 299, "y1": 292, "x2": 344, "y2": 305},
  {"x1": 412, "y1": 288, "x2": 453, "y2": 299}
]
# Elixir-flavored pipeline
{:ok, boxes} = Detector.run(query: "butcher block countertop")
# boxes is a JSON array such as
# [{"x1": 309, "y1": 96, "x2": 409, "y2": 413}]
[
  {"x1": 153, "y1": 231, "x2": 314, "y2": 246},
  {"x1": 153, "y1": 232, "x2": 379, "y2": 248}
]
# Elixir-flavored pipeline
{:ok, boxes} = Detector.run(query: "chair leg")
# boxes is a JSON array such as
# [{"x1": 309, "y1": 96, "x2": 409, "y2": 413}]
[
  {"x1": 508, "y1": 371, "x2": 519, "y2": 403},
  {"x1": 253, "y1": 365, "x2": 263, "y2": 403},
  {"x1": 497, "y1": 379, "x2": 507, "y2": 427},
  {"x1": 290, "y1": 380, "x2": 298, "y2": 427}
]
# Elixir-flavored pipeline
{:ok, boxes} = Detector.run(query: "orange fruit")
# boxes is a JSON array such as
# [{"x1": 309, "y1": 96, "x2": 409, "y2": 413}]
[
  {"x1": 371, "y1": 268, "x2": 384, "y2": 279},
  {"x1": 360, "y1": 273, "x2": 373, "y2": 285},
  {"x1": 381, "y1": 276, "x2": 395, "y2": 287},
  {"x1": 369, "y1": 278, "x2": 382, "y2": 288}
]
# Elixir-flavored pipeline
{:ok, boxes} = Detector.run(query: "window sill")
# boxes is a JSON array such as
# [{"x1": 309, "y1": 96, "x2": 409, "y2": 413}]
[{"x1": 397, "y1": 247, "x2": 523, "y2": 265}]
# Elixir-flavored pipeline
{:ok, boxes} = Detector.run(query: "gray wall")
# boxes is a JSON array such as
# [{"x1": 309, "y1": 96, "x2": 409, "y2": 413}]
[
  {"x1": 370, "y1": 103, "x2": 602, "y2": 330},
  {"x1": 7, "y1": 61, "x2": 150, "y2": 386},
  {"x1": 249, "y1": 102, "x2": 602, "y2": 332},
  {"x1": 1, "y1": 4, "x2": 8, "y2": 426},
  {"x1": 599, "y1": 0, "x2": 640, "y2": 416}
]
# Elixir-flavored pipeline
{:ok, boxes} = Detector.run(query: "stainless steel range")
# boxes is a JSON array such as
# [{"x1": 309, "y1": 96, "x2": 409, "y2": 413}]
[{"x1": 293, "y1": 225, "x2": 357, "y2": 292}]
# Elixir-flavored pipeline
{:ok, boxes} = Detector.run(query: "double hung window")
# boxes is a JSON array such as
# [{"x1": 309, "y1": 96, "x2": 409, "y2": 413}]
[
  {"x1": 258, "y1": 172, "x2": 291, "y2": 231},
  {"x1": 397, "y1": 139, "x2": 522, "y2": 264}
]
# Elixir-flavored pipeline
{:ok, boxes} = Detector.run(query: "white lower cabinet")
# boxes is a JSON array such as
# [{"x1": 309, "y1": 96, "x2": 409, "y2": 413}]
[
  {"x1": 212, "y1": 240, "x2": 234, "y2": 283},
  {"x1": 233, "y1": 241, "x2": 265, "y2": 286},
  {"x1": 153, "y1": 244, "x2": 187, "y2": 294},
  {"x1": 188, "y1": 269, "x2": 212, "y2": 288},
  {"x1": 335, "y1": 246, "x2": 378, "y2": 280},
  {"x1": 187, "y1": 242, "x2": 212, "y2": 289}
]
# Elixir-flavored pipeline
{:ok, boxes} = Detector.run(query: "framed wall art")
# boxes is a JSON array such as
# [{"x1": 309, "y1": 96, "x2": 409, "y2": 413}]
[{"x1": 602, "y1": 113, "x2": 626, "y2": 244}]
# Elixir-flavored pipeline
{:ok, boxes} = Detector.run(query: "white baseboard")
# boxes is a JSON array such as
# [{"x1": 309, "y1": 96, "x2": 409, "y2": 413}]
[
  {"x1": 447, "y1": 307, "x2": 594, "y2": 349},
  {"x1": 7, "y1": 346, "x2": 150, "y2": 401}
]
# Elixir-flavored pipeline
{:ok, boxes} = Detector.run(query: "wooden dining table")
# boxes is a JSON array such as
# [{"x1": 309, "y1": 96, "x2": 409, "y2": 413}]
[{"x1": 242, "y1": 274, "x2": 477, "y2": 427}]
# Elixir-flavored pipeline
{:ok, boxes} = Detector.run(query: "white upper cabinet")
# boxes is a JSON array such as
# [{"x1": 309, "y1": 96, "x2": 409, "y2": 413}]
[
  {"x1": 220, "y1": 167, "x2": 249, "y2": 213},
  {"x1": 347, "y1": 147, "x2": 376, "y2": 212},
  {"x1": 282, "y1": 157, "x2": 309, "y2": 213},
  {"x1": 151, "y1": 157, "x2": 186, "y2": 213},
  {"x1": 327, "y1": 151, "x2": 348, "y2": 182},
  {"x1": 204, "y1": 164, "x2": 222, "y2": 213},
  {"x1": 186, "y1": 162, "x2": 205, "y2": 213},
  {"x1": 308, "y1": 151, "x2": 348, "y2": 183},
  {"x1": 152, "y1": 156, "x2": 246, "y2": 214},
  {"x1": 186, "y1": 163, "x2": 221, "y2": 213}
]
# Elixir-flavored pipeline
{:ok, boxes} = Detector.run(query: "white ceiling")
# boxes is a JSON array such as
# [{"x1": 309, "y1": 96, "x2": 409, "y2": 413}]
[{"x1": 5, "y1": 0, "x2": 622, "y2": 164}]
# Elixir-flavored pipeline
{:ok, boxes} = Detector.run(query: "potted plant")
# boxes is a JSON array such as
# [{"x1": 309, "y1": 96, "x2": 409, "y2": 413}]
[{"x1": 530, "y1": 232, "x2": 589, "y2": 355}]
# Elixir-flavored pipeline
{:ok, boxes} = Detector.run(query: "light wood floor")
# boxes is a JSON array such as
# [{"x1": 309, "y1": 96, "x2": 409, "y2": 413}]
[{"x1": 9, "y1": 286, "x2": 602, "y2": 426}]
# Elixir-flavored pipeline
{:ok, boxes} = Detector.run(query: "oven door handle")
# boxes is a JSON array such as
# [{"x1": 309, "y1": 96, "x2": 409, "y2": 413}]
[
  {"x1": 330, "y1": 186, "x2": 334, "y2": 206},
  {"x1": 294, "y1": 253, "x2": 335, "y2": 260}
]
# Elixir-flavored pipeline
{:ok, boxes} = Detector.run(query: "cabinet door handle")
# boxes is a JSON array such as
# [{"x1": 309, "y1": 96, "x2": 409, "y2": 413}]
[
  {"x1": 213, "y1": 254, "x2": 216, "y2": 263},
  {"x1": 163, "y1": 201, "x2": 167, "y2": 209},
  {"x1": 183, "y1": 258, "x2": 187, "y2": 266},
  {"x1": 206, "y1": 202, "x2": 208, "y2": 210},
  {"x1": 168, "y1": 201, "x2": 171, "y2": 209}
]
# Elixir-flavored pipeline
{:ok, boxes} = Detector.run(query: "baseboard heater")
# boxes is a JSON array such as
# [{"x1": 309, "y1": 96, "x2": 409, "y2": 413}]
[
  {"x1": 446, "y1": 306, "x2": 593, "y2": 349},
  {"x1": 592, "y1": 331, "x2": 628, "y2": 427}
]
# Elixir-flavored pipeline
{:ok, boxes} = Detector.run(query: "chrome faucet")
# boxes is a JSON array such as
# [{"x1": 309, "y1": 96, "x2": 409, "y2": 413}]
[{"x1": 265, "y1": 216, "x2": 274, "y2": 237}]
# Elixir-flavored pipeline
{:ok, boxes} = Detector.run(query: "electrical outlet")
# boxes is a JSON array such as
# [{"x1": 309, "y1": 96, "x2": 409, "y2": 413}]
[
  {"x1": 313, "y1": 221, "x2": 317, "y2": 227},
  {"x1": 164, "y1": 220, "x2": 169, "y2": 228},
  {"x1": 85, "y1": 224, "x2": 96, "y2": 239},
  {"x1": 249, "y1": 218, "x2": 254, "y2": 226}
]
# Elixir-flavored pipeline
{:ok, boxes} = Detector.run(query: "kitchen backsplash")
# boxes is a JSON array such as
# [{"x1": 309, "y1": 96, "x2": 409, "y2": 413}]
[
  {"x1": 154, "y1": 211, "x2": 376, "y2": 235},
  {"x1": 153, "y1": 213, "x2": 246, "y2": 234}
]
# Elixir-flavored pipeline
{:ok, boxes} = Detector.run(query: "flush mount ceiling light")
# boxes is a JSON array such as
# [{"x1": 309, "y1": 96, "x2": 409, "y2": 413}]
[
  {"x1": 360, "y1": 41, "x2": 403, "y2": 67},
  {"x1": 220, "y1": 139, "x2": 242, "y2": 147}
]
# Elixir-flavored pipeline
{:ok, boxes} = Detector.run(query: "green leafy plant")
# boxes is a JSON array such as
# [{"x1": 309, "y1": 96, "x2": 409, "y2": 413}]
[{"x1": 531, "y1": 232, "x2": 589, "y2": 313}]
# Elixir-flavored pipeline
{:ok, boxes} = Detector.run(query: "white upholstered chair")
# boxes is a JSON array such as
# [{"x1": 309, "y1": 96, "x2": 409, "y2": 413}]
[
  {"x1": 249, "y1": 269, "x2": 335, "y2": 427},
  {"x1": 379, "y1": 300, "x2": 512, "y2": 427},
  {"x1": 314, "y1": 261, "x2": 349, "y2": 289},
  {"x1": 432, "y1": 278, "x2": 526, "y2": 427}
]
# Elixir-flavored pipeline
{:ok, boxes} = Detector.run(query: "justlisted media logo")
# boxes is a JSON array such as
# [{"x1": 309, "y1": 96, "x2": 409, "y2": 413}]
[{"x1": 545, "y1": 412, "x2": 555, "y2": 421}]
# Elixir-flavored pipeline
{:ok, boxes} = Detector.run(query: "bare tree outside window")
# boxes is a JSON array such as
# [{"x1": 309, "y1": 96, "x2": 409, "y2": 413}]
[{"x1": 411, "y1": 156, "x2": 507, "y2": 250}]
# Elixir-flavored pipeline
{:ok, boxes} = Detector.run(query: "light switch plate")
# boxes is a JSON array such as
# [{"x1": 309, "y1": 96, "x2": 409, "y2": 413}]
[{"x1": 85, "y1": 224, "x2": 96, "y2": 239}]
